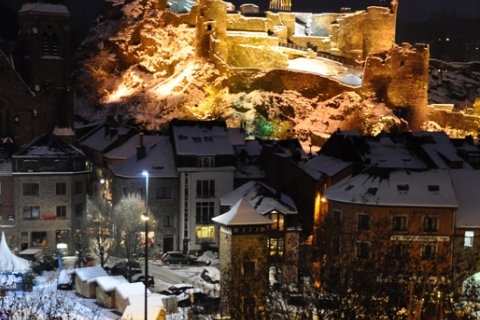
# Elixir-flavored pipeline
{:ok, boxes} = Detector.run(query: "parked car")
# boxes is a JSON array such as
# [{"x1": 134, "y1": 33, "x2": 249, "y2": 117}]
[
  {"x1": 131, "y1": 273, "x2": 155, "y2": 287},
  {"x1": 57, "y1": 270, "x2": 74, "y2": 290},
  {"x1": 161, "y1": 252, "x2": 197, "y2": 265},
  {"x1": 159, "y1": 283, "x2": 194, "y2": 296},
  {"x1": 107, "y1": 261, "x2": 142, "y2": 277}
]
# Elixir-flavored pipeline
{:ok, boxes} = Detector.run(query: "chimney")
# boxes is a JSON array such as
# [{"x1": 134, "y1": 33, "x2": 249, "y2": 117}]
[{"x1": 137, "y1": 133, "x2": 145, "y2": 161}]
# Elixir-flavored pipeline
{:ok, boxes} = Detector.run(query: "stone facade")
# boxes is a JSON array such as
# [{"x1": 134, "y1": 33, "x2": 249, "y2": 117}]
[{"x1": 219, "y1": 227, "x2": 269, "y2": 319}]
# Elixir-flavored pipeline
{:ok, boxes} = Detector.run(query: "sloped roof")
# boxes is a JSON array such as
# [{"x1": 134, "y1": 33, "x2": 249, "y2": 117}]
[
  {"x1": 110, "y1": 136, "x2": 177, "y2": 178},
  {"x1": 116, "y1": 282, "x2": 151, "y2": 300},
  {"x1": 74, "y1": 266, "x2": 108, "y2": 283},
  {"x1": 213, "y1": 198, "x2": 273, "y2": 226},
  {"x1": 301, "y1": 154, "x2": 351, "y2": 180},
  {"x1": 19, "y1": 3, "x2": 69, "y2": 15},
  {"x1": 450, "y1": 170, "x2": 480, "y2": 227},
  {"x1": 0, "y1": 232, "x2": 30, "y2": 273},
  {"x1": 325, "y1": 170, "x2": 457, "y2": 208},
  {"x1": 127, "y1": 293, "x2": 164, "y2": 307},
  {"x1": 221, "y1": 181, "x2": 297, "y2": 215},
  {"x1": 105, "y1": 134, "x2": 163, "y2": 160},
  {"x1": 78, "y1": 124, "x2": 132, "y2": 152},
  {"x1": 172, "y1": 123, "x2": 234, "y2": 156},
  {"x1": 95, "y1": 275, "x2": 128, "y2": 292}
]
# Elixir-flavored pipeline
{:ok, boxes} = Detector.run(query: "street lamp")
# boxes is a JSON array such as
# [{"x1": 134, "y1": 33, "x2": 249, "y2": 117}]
[{"x1": 141, "y1": 170, "x2": 149, "y2": 320}]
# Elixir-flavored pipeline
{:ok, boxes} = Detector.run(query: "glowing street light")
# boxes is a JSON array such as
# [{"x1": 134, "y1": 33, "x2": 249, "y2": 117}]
[{"x1": 141, "y1": 170, "x2": 149, "y2": 320}]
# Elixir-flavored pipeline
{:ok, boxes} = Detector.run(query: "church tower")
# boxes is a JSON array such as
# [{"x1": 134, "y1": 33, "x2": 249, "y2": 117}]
[{"x1": 16, "y1": 0, "x2": 72, "y2": 138}]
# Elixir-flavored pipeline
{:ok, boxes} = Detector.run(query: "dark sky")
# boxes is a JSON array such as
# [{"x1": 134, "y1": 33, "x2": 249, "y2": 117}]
[{"x1": 1, "y1": 0, "x2": 479, "y2": 60}]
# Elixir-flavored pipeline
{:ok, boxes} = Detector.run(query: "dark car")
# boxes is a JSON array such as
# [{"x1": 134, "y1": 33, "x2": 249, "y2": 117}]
[
  {"x1": 159, "y1": 283, "x2": 194, "y2": 296},
  {"x1": 131, "y1": 273, "x2": 155, "y2": 288},
  {"x1": 108, "y1": 261, "x2": 142, "y2": 277},
  {"x1": 161, "y1": 252, "x2": 197, "y2": 265}
]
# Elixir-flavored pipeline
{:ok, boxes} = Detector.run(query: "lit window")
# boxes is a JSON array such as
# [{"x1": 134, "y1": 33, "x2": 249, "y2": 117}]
[
  {"x1": 31, "y1": 231, "x2": 47, "y2": 248},
  {"x1": 270, "y1": 211, "x2": 284, "y2": 231},
  {"x1": 465, "y1": 231, "x2": 475, "y2": 248},
  {"x1": 196, "y1": 225, "x2": 214, "y2": 240},
  {"x1": 268, "y1": 238, "x2": 284, "y2": 257}
]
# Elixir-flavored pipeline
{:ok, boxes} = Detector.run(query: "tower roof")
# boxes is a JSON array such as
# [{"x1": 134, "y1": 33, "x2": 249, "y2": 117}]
[{"x1": 212, "y1": 198, "x2": 273, "y2": 226}]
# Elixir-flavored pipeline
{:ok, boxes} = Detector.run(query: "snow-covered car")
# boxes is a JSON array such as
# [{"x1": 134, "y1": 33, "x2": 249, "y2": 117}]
[
  {"x1": 159, "y1": 283, "x2": 194, "y2": 296},
  {"x1": 107, "y1": 261, "x2": 142, "y2": 277},
  {"x1": 57, "y1": 270, "x2": 74, "y2": 290}
]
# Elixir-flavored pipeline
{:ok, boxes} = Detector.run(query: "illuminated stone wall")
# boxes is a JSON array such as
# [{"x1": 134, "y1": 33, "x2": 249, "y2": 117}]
[{"x1": 362, "y1": 43, "x2": 430, "y2": 129}]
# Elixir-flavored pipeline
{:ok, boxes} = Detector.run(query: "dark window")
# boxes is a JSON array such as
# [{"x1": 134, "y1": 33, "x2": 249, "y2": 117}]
[
  {"x1": 196, "y1": 202, "x2": 215, "y2": 224},
  {"x1": 138, "y1": 187, "x2": 146, "y2": 199},
  {"x1": 332, "y1": 237, "x2": 340, "y2": 255},
  {"x1": 23, "y1": 183, "x2": 39, "y2": 196},
  {"x1": 75, "y1": 203, "x2": 84, "y2": 216},
  {"x1": 54, "y1": 160, "x2": 67, "y2": 172},
  {"x1": 74, "y1": 181, "x2": 83, "y2": 195},
  {"x1": 393, "y1": 243, "x2": 408, "y2": 259},
  {"x1": 423, "y1": 216, "x2": 439, "y2": 232},
  {"x1": 332, "y1": 210, "x2": 342, "y2": 226},
  {"x1": 393, "y1": 216, "x2": 407, "y2": 231},
  {"x1": 358, "y1": 214, "x2": 370, "y2": 231},
  {"x1": 243, "y1": 261, "x2": 256, "y2": 276},
  {"x1": 397, "y1": 184, "x2": 409, "y2": 193},
  {"x1": 367, "y1": 187, "x2": 377, "y2": 195},
  {"x1": 56, "y1": 182, "x2": 66, "y2": 195},
  {"x1": 196, "y1": 180, "x2": 215, "y2": 198},
  {"x1": 122, "y1": 187, "x2": 128, "y2": 197},
  {"x1": 422, "y1": 244, "x2": 436, "y2": 260},
  {"x1": 56, "y1": 206, "x2": 67, "y2": 218},
  {"x1": 428, "y1": 185, "x2": 440, "y2": 192},
  {"x1": 156, "y1": 187, "x2": 173, "y2": 200},
  {"x1": 23, "y1": 206, "x2": 40, "y2": 219},
  {"x1": 198, "y1": 157, "x2": 214, "y2": 168},
  {"x1": 163, "y1": 215, "x2": 174, "y2": 228},
  {"x1": 356, "y1": 242, "x2": 370, "y2": 259}
]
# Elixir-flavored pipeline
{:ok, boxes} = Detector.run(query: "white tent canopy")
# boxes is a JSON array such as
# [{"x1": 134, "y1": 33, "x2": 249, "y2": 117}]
[{"x1": 0, "y1": 232, "x2": 30, "y2": 273}]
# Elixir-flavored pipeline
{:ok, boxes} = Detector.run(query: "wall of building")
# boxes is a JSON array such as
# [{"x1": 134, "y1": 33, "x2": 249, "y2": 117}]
[
  {"x1": 14, "y1": 173, "x2": 88, "y2": 255},
  {"x1": 326, "y1": 200, "x2": 455, "y2": 276},
  {"x1": 112, "y1": 176, "x2": 180, "y2": 253}
]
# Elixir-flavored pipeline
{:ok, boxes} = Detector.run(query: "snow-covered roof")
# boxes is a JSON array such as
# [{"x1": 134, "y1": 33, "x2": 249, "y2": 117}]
[
  {"x1": 412, "y1": 132, "x2": 469, "y2": 169},
  {"x1": 172, "y1": 124, "x2": 234, "y2": 156},
  {"x1": 95, "y1": 275, "x2": 128, "y2": 292},
  {"x1": 325, "y1": 170, "x2": 457, "y2": 208},
  {"x1": 221, "y1": 181, "x2": 297, "y2": 215},
  {"x1": 366, "y1": 136, "x2": 427, "y2": 169},
  {"x1": 450, "y1": 170, "x2": 480, "y2": 227},
  {"x1": 74, "y1": 266, "x2": 108, "y2": 283},
  {"x1": 301, "y1": 154, "x2": 351, "y2": 180},
  {"x1": 228, "y1": 128, "x2": 245, "y2": 146},
  {"x1": 0, "y1": 232, "x2": 30, "y2": 273},
  {"x1": 110, "y1": 136, "x2": 177, "y2": 178},
  {"x1": 213, "y1": 198, "x2": 273, "y2": 226},
  {"x1": 19, "y1": 3, "x2": 69, "y2": 15},
  {"x1": 15, "y1": 134, "x2": 84, "y2": 158},
  {"x1": 128, "y1": 293, "x2": 164, "y2": 307},
  {"x1": 78, "y1": 125, "x2": 131, "y2": 152},
  {"x1": 116, "y1": 282, "x2": 151, "y2": 300},
  {"x1": 122, "y1": 305, "x2": 164, "y2": 320},
  {"x1": 105, "y1": 134, "x2": 163, "y2": 160}
]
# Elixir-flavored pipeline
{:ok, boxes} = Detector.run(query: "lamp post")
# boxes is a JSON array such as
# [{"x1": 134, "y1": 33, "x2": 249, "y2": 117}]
[{"x1": 141, "y1": 170, "x2": 150, "y2": 320}]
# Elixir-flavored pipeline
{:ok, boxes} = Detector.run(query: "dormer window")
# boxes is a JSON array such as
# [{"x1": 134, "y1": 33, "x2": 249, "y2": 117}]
[
  {"x1": 198, "y1": 156, "x2": 214, "y2": 168},
  {"x1": 397, "y1": 184, "x2": 409, "y2": 194},
  {"x1": 367, "y1": 187, "x2": 377, "y2": 195},
  {"x1": 428, "y1": 185, "x2": 440, "y2": 193}
]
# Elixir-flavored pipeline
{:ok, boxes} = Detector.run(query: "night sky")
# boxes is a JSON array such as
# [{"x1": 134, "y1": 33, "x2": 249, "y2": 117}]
[{"x1": 1, "y1": 0, "x2": 479, "y2": 60}]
